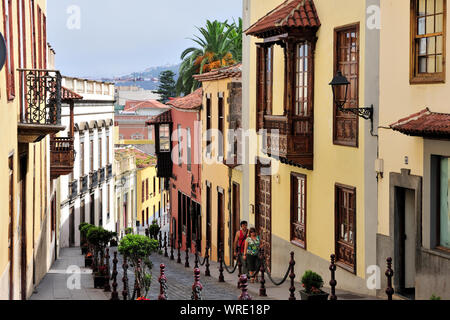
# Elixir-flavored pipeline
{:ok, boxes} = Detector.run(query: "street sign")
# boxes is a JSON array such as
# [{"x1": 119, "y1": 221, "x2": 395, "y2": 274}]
[{"x1": 0, "y1": 32, "x2": 6, "y2": 71}]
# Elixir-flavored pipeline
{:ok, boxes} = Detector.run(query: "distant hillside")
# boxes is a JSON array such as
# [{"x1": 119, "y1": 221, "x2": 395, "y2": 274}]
[{"x1": 101, "y1": 64, "x2": 180, "y2": 91}]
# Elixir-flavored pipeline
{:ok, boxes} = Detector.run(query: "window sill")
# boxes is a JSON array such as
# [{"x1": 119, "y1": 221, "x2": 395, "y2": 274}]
[
  {"x1": 290, "y1": 240, "x2": 306, "y2": 250},
  {"x1": 335, "y1": 260, "x2": 356, "y2": 275},
  {"x1": 410, "y1": 75, "x2": 445, "y2": 85},
  {"x1": 421, "y1": 247, "x2": 450, "y2": 260}
]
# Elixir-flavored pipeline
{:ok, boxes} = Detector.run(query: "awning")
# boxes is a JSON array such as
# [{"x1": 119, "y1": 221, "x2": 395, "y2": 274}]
[{"x1": 390, "y1": 108, "x2": 450, "y2": 139}]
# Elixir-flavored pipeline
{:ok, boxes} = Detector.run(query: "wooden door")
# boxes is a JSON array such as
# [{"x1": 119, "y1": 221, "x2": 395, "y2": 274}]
[
  {"x1": 206, "y1": 184, "x2": 211, "y2": 247},
  {"x1": 20, "y1": 155, "x2": 27, "y2": 300},
  {"x1": 232, "y1": 183, "x2": 240, "y2": 249},
  {"x1": 217, "y1": 190, "x2": 225, "y2": 257},
  {"x1": 335, "y1": 184, "x2": 356, "y2": 274},
  {"x1": 256, "y1": 164, "x2": 272, "y2": 272}
]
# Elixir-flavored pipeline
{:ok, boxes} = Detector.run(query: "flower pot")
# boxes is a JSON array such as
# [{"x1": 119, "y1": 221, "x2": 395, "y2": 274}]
[
  {"x1": 85, "y1": 257, "x2": 93, "y2": 268},
  {"x1": 94, "y1": 275, "x2": 106, "y2": 289},
  {"x1": 299, "y1": 290, "x2": 329, "y2": 301}
]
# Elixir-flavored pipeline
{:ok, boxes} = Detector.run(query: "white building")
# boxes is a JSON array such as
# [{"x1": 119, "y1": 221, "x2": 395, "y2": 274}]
[{"x1": 58, "y1": 77, "x2": 116, "y2": 248}]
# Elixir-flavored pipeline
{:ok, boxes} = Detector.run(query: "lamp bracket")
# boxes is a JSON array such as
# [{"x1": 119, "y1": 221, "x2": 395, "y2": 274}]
[{"x1": 337, "y1": 104, "x2": 373, "y2": 121}]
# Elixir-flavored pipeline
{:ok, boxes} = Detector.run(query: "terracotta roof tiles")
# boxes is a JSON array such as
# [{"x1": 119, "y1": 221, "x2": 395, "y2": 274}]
[
  {"x1": 124, "y1": 100, "x2": 167, "y2": 112},
  {"x1": 245, "y1": 0, "x2": 321, "y2": 38},
  {"x1": 390, "y1": 108, "x2": 450, "y2": 139},
  {"x1": 193, "y1": 63, "x2": 242, "y2": 82},
  {"x1": 166, "y1": 88, "x2": 203, "y2": 110}
]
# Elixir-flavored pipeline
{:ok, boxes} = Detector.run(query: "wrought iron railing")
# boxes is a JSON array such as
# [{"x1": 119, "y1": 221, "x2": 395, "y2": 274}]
[
  {"x1": 90, "y1": 170, "x2": 98, "y2": 189},
  {"x1": 69, "y1": 179, "x2": 78, "y2": 200},
  {"x1": 80, "y1": 175, "x2": 89, "y2": 193},
  {"x1": 107, "y1": 164, "x2": 113, "y2": 179},
  {"x1": 18, "y1": 69, "x2": 62, "y2": 125},
  {"x1": 99, "y1": 167, "x2": 105, "y2": 183}
]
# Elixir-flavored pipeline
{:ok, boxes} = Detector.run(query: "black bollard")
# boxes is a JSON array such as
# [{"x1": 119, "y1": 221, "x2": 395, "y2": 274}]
[
  {"x1": 289, "y1": 252, "x2": 296, "y2": 301},
  {"x1": 259, "y1": 248, "x2": 267, "y2": 297},
  {"x1": 329, "y1": 254, "x2": 337, "y2": 300},
  {"x1": 177, "y1": 240, "x2": 182, "y2": 264},
  {"x1": 122, "y1": 256, "x2": 129, "y2": 300},
  {"x1": 205, "y1": 243, "x2": 211, "y2": 277},
  {"x1": 385, "y1": 257, "x2": 394, "y2": 301},
  {"x1": 164, "y1": 232, "x2": 169, "y2": 258},
  {"x1": 104, "y1": 248, "x2": 111, "y2": 292},
  {"x1": 238, "y1": 274, "x2": 252, "y2": 300},
  {"x1": 170, "y1": 234, "x2": 175, "y2": 261},
  {"x1": 191, "y1": 268, "x2": 203, "y2": 300},
  {"x1": 218, "y1": 245, "x2": 225, "y2": 283},
  {"x1": 110, "y1": 252, "x2": 119, "y2": 301},
  {"x1": 185, "y1": 246, "x2": 190, "y2": 268},
  {"x1": 158, "y1": 264, "x2": 167, "y2": 300}
]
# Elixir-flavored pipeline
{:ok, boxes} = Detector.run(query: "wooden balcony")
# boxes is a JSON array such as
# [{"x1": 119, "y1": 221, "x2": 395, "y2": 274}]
[
  {"x1": 50, "y1": 137, "x2": 75, "y2": 179},
  {"x1": 156, "y1": 152, "x2": 173, "y2": 178},
  {"x1": 18, "y1": 69, "x2": 65, "y2": 143},
  {"x1": 263, "y1": 115, "x2": 313, "y2": 170}
]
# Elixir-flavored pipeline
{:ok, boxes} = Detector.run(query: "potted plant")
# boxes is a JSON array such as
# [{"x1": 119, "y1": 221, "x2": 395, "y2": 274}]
[
  {"x1": 79, "y1": 223, "x2": 91, "y2": 255},
  {"x1": 94, "y1": 265, "x2": 108, "y2": 288},
  {"x1": 118, "y1": 234, "x2": 159, "y2": 300},
  {"x1": 85, "y1": 252, "x2": 94, "y2": 267},
  {"x1": 149, "y1": 221, "x2": 160, "y2": 240},
  {"x1": 300, "y1": 270, "x2": 329, "y2": 301}
]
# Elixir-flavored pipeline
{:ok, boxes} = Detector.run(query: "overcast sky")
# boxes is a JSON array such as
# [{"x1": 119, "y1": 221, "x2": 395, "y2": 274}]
[{"x1": 47, "y1": 0, "x2": 242, "y2": 78}]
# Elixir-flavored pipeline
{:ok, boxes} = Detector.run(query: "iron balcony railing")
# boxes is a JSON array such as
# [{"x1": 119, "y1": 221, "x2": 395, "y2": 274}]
[
  {"x1": 69, "y1": 179, "x2": 78, "y2": 200},
  {"x1": 99, "y1": 167, "x2": 105, "y2": 183},
  {"x1": 80, "y1": 175, "x2": 89, "y2": 193},
  {"x1": 18, "y1": 69, "x2": 62, "y2": 126},
  {"x1": 90, "y1": 170, "x2": 98, "y2": 189},
  {"x1": 107, "y1": 164, "x2": 113, "y2": 179}
]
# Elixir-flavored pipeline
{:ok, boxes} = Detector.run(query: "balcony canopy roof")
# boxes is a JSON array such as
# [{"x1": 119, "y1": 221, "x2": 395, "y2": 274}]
[
  {"x1": 390, "y1": 108, "x2": 450, "y2": 139},
  {"x1": 61, "y1": 86, "x2": 83, "y2": 102},
  {"x1": 245, "y1": 0, "x2": 321, "y2": 38},
  {"x1": 147, "y1": 110, "x2": 172, "y2": 125},
  {"x1": 193, "y1": 64, "x2": 242, "y2": 82}
]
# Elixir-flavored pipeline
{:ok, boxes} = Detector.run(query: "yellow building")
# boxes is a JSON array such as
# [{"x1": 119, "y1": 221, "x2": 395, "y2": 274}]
[
  {"x1": 242, "y1": 0, "x2": 379, "y2": 295},
  {"x1": 194, "y1": 64, "x2": 243, "y2": 263},
  {"x1": 377, "y1": 0, "x2": 450, "y2": 300},
  {"x1": 0, "y1": 0, "x2": 76, "y2": 299}
]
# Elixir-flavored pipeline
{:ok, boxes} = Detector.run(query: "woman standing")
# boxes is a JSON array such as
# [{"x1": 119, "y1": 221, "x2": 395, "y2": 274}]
[{"x1": 243, "y1": 228, "x2": 261, "y2": 283}]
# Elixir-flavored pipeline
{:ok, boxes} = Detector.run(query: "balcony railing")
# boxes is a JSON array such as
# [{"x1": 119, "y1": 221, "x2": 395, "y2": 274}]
[
  {"x1": 18, "y1": 69, "x2": 65, "y2": 143},
  {"x1": 69, "y1": 180, "x2": 78, "y2": 200},
  {"x1": 80, "y1": 175, "x2": 89, "y2": 193},
  {"x1": 50, "y1": 137, "x2": 75, "y2": 179},
  {"x1": 90, "y1": 171, "x2": 98, "y2": 189},
  {"x1": 107, "y1": 164, "x2": 113, "y2": 180},
  {"x1": 99, "y1": 167, "x2": 105, "y2": 184},
  {"x1": 262, "y1": 114, "x2": 313, "y2": 170}
]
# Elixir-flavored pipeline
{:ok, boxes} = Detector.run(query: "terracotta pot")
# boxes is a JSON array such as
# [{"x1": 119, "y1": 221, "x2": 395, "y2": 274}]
[
  {"x1": 94, "y1": 275, "x2": 106, "y2": 289},
  {"x1": 299, "y1": 290, "x2": 329, "y2": 301}
]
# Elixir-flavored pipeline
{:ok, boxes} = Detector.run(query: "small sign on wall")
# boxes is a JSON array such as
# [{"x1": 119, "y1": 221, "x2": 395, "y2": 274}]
[{"x1": 0, "y1": 32, "x2": 6, "y2": 71}]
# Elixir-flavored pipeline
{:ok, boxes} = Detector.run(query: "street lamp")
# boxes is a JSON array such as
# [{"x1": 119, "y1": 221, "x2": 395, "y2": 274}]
[{"x1": 329, "y1": 71, "x2": 374, "y2": 121}]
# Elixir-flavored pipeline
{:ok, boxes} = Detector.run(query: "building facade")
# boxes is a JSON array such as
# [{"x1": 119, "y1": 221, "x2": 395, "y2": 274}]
[
  {"x1": 376, "y1": 0, "x2": 450, "y2": 300},
  {"x1": 242, "y1": 0, "x2": 379, "y2": 295},
  {"x1": 114, "y1": 147, "x2": 137, "y2": 237},
  {"x1": 57, "y1": 77, "x2": 115, "y2": 248},
  {"x1": 194, "y1": 65, "x2": 243, "y2": 263},
  {"x1": 0, "y1": 0, "x2": 77, "y2": 299}
]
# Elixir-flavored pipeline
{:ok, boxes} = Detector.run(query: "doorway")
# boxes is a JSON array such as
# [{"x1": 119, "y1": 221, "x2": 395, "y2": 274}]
[
  {"x1": 8, "y1": 155, "x2": 14, "y2": 300},
  {"x1": 217, "y1": 189, "x2": 225, "y2": 258},
  {"x1": 69, "y1": 207, "x2": 75, "y2": 247},
  {"x1": 256, "y1": 162, "x2": 272, "y2": 272},
  {"x1": 394, "y1": 187, "x2": 416, "y2": 299}
]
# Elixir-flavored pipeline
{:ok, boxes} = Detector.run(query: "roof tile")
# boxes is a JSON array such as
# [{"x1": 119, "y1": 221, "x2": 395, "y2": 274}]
[{"x1": 390, "y1": 108, "x2": 450, "y2": 138}]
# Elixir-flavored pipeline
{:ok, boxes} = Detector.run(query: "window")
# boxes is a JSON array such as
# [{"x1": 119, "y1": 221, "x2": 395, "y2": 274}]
[
  {"x1": 80, "y1": 141, "x2": 85, "y2": 176},
  {"x1": 153, "y1": 177, "x2": 156, "y2": 195},
  {"x1": 206, "y1": 96, "x2": 212, "y2": 155},
  {"x1": 107, "y1": 184, "x2": 110, "y2": 220},
  {"x1": 90, "y1": 139, "x2": 94, "y2": 172},
  {"x1": 106, "y1": 135, "x2": 110, "y2": 164},
  {"x1": 42, "y1": 14, "x2": 46, "y2": 67},
  {"x1": 439, "y1": 157, "x2": 450, "y2": 249},
  {"x1": 291, "y1": 173, "x2": 306, "y2": 249},
  {"x1": 3, "y1": 0, "x2": 15, "y2": 100},
  {"x1": 187, "y1": 128, "x2": 192, "y2": 171},
  {"x1": 411, "y1": 0, "x2": 446, "y2": 83},
  {"x1": 146, "y1": 179, "x2": 149, "y2": 200},
  {"x1": 99, "y1": 137, "x2": 102, "y2": 168},
  {"x1": 334, "y1": 25, "x2": 359, "y2": 147},
  {"x1": 177, "y1": 124, "x2": 182, "y2": 165},
  {"x1": 30, "y1": 0, "x2": 37, "y2": 68},
  {"x1": 218, "y1": 96, "x2": 224, "y2": 159},
  {"x1": 37, "y1": 6, "x2": 42, "y2": 68},
  {"x1": 335, "y1": 184, "x2": 356, "y2": 273},
  {"x1": 295, "y1": 43, "x2": 310, "y2": 116},
  {"x1": 159, "y1": 124, "x2": 170, "y2": 152},
  {"x1": 256, "y1": 45, "x2": 274, "y2": 121},
  {"x1": 141, "y1": 181, "x2": 145, "y2": 203}
]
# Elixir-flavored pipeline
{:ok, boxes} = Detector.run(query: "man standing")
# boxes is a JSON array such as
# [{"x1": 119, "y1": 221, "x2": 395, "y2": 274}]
[{"x1": 233, "y1": 221, "x2": 248, "y2": 275}]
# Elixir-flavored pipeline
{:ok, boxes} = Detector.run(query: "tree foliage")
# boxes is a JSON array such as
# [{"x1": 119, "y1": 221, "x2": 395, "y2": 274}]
[
  {"x1": 155, "y1": 70, "x2": 177, "y2": 103},
  {"x1": 176, "y1": 18, "x2": 242, "y2": 96}
]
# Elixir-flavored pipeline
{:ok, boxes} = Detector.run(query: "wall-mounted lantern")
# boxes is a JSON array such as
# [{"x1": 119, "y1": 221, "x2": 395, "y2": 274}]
[{"x1": 329, "y1": 71, "x2": 375, "y2": 134}]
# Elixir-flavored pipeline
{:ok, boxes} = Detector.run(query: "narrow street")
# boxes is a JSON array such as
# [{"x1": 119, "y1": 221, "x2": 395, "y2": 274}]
[{"x1": 31, "y1": 245, "x2": 377, "y2": 301}]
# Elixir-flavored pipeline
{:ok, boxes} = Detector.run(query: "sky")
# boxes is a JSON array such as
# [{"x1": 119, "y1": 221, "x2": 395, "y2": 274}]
[{"x1": 47, "y1": 0, "x2": 242, "y2": 78}]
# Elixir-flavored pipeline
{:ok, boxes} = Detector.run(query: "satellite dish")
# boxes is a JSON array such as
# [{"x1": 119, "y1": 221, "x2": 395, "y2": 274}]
[{"x1": 0, "y1": 32, "x2": 6, "y2": 71}]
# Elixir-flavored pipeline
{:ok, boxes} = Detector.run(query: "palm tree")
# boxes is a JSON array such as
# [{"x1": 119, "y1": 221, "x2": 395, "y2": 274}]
[{"x1": 176, "y1": 19, "x2": 242, "y2": 96}]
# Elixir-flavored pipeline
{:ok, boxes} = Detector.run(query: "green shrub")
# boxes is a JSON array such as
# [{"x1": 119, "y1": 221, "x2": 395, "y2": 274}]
[
  {"x1": 430, "y1": 294, "x2": 441, "y2": 300},
  {"x1": 149, "y1": 221, "x2": 160, "y2": 239},
  {"x1": 125, "y1": 227, "x2": 134, "y2": 235},
  {"x1": 301, "y1": 270, "x2": 324, "y2": 294}
]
